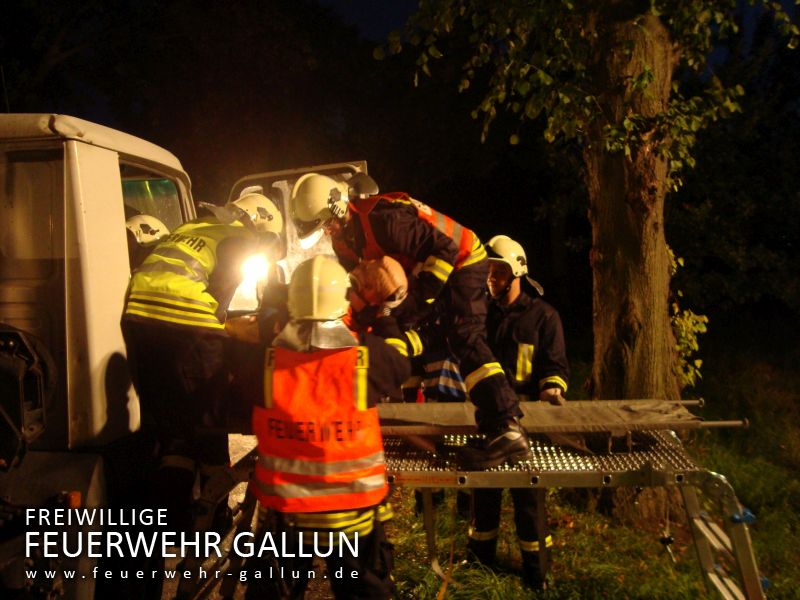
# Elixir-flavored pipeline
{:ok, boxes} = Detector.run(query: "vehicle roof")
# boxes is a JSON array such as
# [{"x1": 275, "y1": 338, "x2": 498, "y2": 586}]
[{"x1": 0, "y1": 114, "x2": 184, "y2": 173}]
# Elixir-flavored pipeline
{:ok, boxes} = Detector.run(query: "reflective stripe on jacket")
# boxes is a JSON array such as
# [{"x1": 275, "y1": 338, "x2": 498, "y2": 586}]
[
  {"x1": 348, "y1": 193, "x2": 486, "y2": 273},
  {"x1": 124, "y1": 220, "x2": 251, "y2": 329},
  {"x1": 252, "y1": 345, "x2": 388, "y2": 513},
  {"x1": 486, "y1": 292, "x2": 569, "y2": 398}
]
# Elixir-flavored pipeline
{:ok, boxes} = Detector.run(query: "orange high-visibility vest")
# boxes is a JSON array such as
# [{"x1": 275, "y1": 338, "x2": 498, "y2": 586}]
[
  {"x1": 338, "y1": 193, "x2": 485, "y2": 273},
  {"x1": 252, "y1": 345, "x2": 388, "y2": 513}
]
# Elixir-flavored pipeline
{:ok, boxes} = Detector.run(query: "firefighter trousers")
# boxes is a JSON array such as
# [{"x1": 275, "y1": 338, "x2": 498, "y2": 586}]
[
  {"x1": 439, "y1": 260, "x2": 521, "y2": 431},
  {"x1": 468, "y1": 487, "x2": 552, "y2": 585},
  {"x1": 121, "y1": 318, "x2": 231, "y2": 530},
  {"x1": 244, "y1": 514, "x2": 394, "y2": 600}
]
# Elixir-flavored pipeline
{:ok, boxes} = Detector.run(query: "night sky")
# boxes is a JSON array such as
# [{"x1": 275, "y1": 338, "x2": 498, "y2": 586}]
[{"x1": 318, "y1": 0, "x2": 418, "y2": 40}]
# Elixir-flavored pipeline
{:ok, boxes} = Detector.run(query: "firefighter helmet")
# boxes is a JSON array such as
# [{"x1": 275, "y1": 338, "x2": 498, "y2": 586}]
[
  {"x1": 288, "y1": 255, "x2": 350, "y2": 321},
  {"x1": 347, "y1": 172, "x2": 379, "y2": 200},
  {"x1": 229, "y1": 193, "x2": 283, "y2": 235},
  {"x1": 125, "y1": 214, "x2": 169, "y2": 246},
  {"x1": 486, "y1": 235, "x2": 528, "y2": 277},
  {"x1": 290, "y1": 173, "x2": 349, "y2": 239}
]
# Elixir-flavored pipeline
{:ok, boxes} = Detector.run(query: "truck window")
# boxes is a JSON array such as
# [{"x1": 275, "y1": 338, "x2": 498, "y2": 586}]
[{"x1": 120, "y1": 164, "x2": 184, "y2": 232}]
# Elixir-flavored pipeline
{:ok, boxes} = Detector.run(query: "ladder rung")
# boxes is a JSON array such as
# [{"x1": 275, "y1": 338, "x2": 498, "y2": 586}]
[
  {"x1": 707, "y1": 571, "x2": 747, "y2": 600},
  {"x1": 693, "y1": 516, "x2": 734, "y2": 558},
  {"x1": 707, "y1": 518, "x2": 734, "y2": 554}
]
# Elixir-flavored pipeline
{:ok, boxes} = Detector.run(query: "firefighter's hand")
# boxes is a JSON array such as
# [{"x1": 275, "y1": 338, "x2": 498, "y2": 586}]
[
  {"x1": 540, "y1": 387, "x2": 566, "y2": 406},
  {"x1": 225, "y1": 314, "x2": 261, "y2": 344}
]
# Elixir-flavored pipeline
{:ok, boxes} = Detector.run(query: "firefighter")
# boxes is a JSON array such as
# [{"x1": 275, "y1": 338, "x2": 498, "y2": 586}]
[
  {"x1": 467, "y1": 234, "x2": 569, "y2": 589},
  {"x1": 251, "y1": 255, "x2": 410, "y2": 599},
  {"x1": 125, "y1": 213, "x2": 170, "y2": 270},
  {"x1": 289, "y1": 173, "x2": 529, "y2": 469},
  {"x1": 120, "y1": 192, "x2": 283, "y2": 530}
]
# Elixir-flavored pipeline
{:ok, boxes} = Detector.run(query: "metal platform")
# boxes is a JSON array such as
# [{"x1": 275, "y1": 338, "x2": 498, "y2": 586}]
[
  {"x1": 379, "y1": 401, "x2": 765, "y2": 600},
  {"x1": 385, "y1": 430, "x2": 700, "y2": 489}
]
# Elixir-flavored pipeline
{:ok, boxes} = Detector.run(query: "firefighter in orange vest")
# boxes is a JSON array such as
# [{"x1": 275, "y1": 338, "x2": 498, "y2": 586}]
[
  {"x1": 289, "y1": 173, "x2": 529, "y2": 469},
  {"x1": 251, "y1": 255, "x2": 410, "y2": 599}
]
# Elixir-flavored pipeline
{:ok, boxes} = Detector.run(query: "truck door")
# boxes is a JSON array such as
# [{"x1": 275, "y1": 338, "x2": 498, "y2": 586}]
[{"x1": 228, "y1": 160, "x2": 368, "y2": 288}]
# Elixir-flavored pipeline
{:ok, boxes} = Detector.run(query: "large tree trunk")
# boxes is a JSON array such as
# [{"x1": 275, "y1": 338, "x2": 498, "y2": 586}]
[{"x1": 584, "y1": 11, "x2": 680, "y2": 400}]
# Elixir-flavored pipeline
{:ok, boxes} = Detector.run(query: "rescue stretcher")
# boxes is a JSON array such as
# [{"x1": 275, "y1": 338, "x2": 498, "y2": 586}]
[
  {"x1": 379, "y1": 400, "x2": 765, "y2": 600},
  {"x1": 178, "y1": 400, "x2": 764, "y2": 600}
]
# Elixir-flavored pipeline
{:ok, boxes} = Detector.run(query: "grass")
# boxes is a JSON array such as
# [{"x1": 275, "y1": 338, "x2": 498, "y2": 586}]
[
  {"x1": 385, "y1": 354, "x2": 800, "y2": 598},
  {"x1": 387, "y1": 487, "x2": 705, "y2": 599}
]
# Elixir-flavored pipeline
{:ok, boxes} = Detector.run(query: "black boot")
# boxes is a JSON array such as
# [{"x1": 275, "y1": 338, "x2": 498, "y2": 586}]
[
  {"x1": 457, "y1": 419, "x2": 530, "y2": 470},
  {"x1": 521, "y1": 548, "x2": 550, "y2": 590},
  {"x1": 467, "y1": 537, "x2": 497, "y2": 567}
]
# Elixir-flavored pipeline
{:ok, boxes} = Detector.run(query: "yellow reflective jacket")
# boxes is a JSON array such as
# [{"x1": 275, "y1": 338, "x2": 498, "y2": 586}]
[{"x1": 124, "y1": 218, "x2": 253, "y2": 330}]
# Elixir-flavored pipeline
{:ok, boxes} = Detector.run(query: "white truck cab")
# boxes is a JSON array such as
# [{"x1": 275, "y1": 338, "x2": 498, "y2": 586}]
[
  {"x1": 0, "y1": 114, "x2": 367, "y2": 598},
  {"x1": 0, "y1": 114, "x2": 195, "y2": 598},
  {"x1": 0, "y1": 114, "x2": 194, "y2": 450}
]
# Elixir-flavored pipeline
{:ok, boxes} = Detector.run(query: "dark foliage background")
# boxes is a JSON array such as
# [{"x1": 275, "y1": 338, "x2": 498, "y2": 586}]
[{"x1": 2, "y1": 0, "x2": 798, "y2": 366}]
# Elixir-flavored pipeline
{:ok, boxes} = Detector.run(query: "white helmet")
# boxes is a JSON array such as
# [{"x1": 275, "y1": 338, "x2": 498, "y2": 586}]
[
  {"x1": 229, "y1": 193, "x2": 283, "y2": 235},
  {"x1": 288, "y1": 255, "x2": 350, "y2": 321},
  {"x1": 486, "y1": 235, "x2": 528, "y2": 277},
  {"x1": 126, "y1": 214, "x2": 169, "y2": 246},
  {"x1": 290, "y1": 173, "x2": 349, "y2": 239}
]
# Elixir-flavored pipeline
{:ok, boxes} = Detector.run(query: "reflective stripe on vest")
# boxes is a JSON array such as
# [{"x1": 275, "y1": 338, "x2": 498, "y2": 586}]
[
  {"x1": 253, "y1": 345, "x2": 388, "y2": 513},
  {"x1": 124, "y1": 220, "x2": 251, "y2": 329},
  {"x1": 350, "y1": 193, "x2": 485, "y2": 272}
]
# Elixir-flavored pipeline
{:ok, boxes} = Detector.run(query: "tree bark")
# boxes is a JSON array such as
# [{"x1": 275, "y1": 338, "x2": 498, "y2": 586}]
[{"x1": 584, "y1": 11, "x2": 680, "y2": 400}]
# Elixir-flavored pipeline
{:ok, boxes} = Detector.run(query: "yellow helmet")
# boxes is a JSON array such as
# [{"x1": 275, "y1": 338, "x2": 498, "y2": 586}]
[
  {"x1": 288, "y1": 255, "x2": 350, "y2": 321},
  {"x1": 229, "y1": 193, "x2": 283, "y2": 235},
  {"x1": 125, "y1": 214, "x2": 169, "y2": 246},
  {"x1": 486, "y1": 235, "x2": 528, "y2": 277},
  {"x1": 290, "y1": 173, "x2": 349, "y2": 238}
]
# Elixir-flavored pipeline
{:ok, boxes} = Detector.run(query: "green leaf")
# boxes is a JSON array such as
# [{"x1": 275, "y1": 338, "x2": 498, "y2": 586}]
[
  {"x1": 537, "y1": 70, "x2": 554, "y2": 86},
  {"x1": 372, "y1": 47, "x2": 385, "y2": 61},
  {"x1": 428, "y1": 45, "x2": 443, "y2": 59}
]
